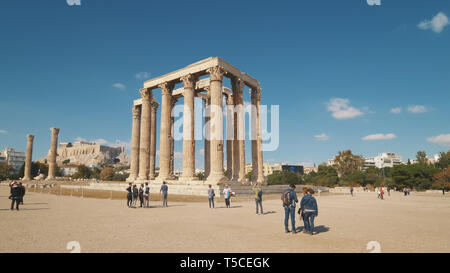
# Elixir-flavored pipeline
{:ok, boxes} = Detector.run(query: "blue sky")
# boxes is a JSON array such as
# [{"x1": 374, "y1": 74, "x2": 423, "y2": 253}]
[{"x1": 0, "y1": 0, "x2": 449, "y2": 168}]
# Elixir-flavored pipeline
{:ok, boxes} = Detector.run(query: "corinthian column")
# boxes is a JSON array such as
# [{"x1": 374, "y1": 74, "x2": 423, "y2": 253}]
[
  {"x1": 251, "y1": 87, "x2": 264, "y2": 184},
  {"x1": 206, "y1": 66, "x2": 226, "y2": 184},
  {"x1": 149, "y1": 101, "x2": 159, "y2": 179},
  {"x1": 47, "y1": 128, "x2": 60, "y2": 180},
  {"x1": 169, "y1": 98, "x2": 177, "y2": 177},
  {"x1": 24, "y1": 134, "x2": 34, "y2": 180},
  {"x1": 181, "y1": 74, "x2": 196, "y2": 180},
  {"x1": 128, "y1": 105, "x2": 141, "y2": 181},
  {"x1": 138, "y1": 88, "x2": 152, "y2": 180},
  {"x1": 232, "y1": 78, "x2": 246, "y2": 182},
  {"x1": 226, "y1": 94, "x2": 234, "y2": 180},
  {"x1": 158, "y1": 82, "x2": 174, "y2": 180},
  {"x1": 204, "y1": 93, "x2": 211, "y2": 178}
]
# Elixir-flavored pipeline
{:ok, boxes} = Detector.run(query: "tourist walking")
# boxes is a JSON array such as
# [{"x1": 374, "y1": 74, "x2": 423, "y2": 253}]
[
  {"x1": 9, "y1": 182, "x2": 22, "y2": 211},
  {"x1": 300, "y1": 188, "x2": 318, "y2": 235},
  {"x1": 138, "y1": 184, "x2": 144, "y2": 208},
  {"x1": 253, "y1": 183, "x2": 263, "y2": 215},
  {"x1": 126, "y1": 183, "x2": 133, "y2": 207},
  {"x1": 350, "y1": 187, "x2": 354, "y2": 197},
  {"x1": 377, "y1": 187, "x2": 381, "y2": 199},
  {"x1": 223, "y1": 184, "x2": 232, "y2": 208},
  {"x1": 160, "y1": 181, "x2": 168, "y2": 207},
  {"x1": 380, "y1": 188, "x2": 384, "y2": 200},
  {"x1": 144, "y1": 182, "x2": 150, "y2": 207},
  {"x1": 282, "y1": 184, "x2": 298, "y2": 233},
  {"x1": 131, "y1": 184, "x2": 138, "y2": 208},
  {"x1": 208, "y1": 185, "x2": 215, "y2": 208},
  {"x1": 18, "y1": 182, "x2": 25, "y2": 205},
  {"x1": 387, "y1": 186, "x2": 391, "y2": 197}
]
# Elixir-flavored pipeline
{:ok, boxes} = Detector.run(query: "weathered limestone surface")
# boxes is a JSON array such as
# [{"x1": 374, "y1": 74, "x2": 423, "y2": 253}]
[
  {"x1": 23, "y1": 134, "x2": 34, "y2": 180},
  {"x1": 138, "y1": 88, "x2": 152, "y2": 180},
  {"x1": 128, "y1": 105, "x2": 141, "y2": 181},
  {"x1": 47, "y1": 128, "x2": 60, "y2": 180}
]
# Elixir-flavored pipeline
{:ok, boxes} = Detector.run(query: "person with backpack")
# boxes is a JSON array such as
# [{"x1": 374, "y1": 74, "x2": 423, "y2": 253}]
[
  {"x1": 282, "y1": 184, "x2": 298, "y2": 233},
  {"x1": 10, "y1": 182, "x2": 22, "y2": 211},
  {"x1": 144, "y1": 182, "x2": 150, "y2": 207},
  {"x1": 126, "y1": 183, "x2": 133, "y2": 207},
  {"x1": 253, "y1": 183, "x2": 263, "y2": 215},
  {"x1": 208, "y1": 184, "x2": 215, "y2": 208},
  {"x1": 138, "y1": 184, "x2": 144, "y2": 208},
  {"x1": 223, "y1": 184, "x2": 232, "y2": 208},
  {"x1": 300, "y1": 188, "x2": 318, "y2": 235},
  {"x1": 18, "y1": 182, "x2": 25, "y2": 205}
]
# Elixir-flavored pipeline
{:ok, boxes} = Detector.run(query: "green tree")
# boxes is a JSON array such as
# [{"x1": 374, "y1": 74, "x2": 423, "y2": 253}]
[
  {"x1": 416, "y1": 150, "x2": 428, "y2": 165},
  {"x1": 267, "y1": 171, "x2": 303, "y2": 185},
  {"x1": 72, "y1": 165, "x2": 92, "y2": 179},
  {"x1": 99, "y1": 167, "x2": 114, "y2": 181},
  {"x1": 333, "y1": 150, "x2": 365, "y2": 177},
  {"x1": 0, "y1": 162, "x2": 14, "y2": 180},
  {"x1": 436, "y1": 151, "x2": 450, "y2": 170}
]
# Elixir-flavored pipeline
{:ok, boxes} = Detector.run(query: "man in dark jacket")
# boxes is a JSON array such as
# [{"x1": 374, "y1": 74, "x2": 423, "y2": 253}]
[
  {"x1": 282, "y1": 184, "x2": 298, "y2": 233},
  {"x1": 10, "y1": 182, "x2": 22, "y2": 210},
  {"x1": 126, "y1": 183, "x2": 133, "y2": 207}
]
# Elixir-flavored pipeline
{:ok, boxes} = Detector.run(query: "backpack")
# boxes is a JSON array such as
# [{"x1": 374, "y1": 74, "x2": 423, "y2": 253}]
[
  {"x1": 282, "y1": 190, "x2": 291, "y2": 206},
  {"x1": 257, "y1": 189, "x2": 263, "y2": 199},
  {"x1": 145, "y1": 187, "x2": 150, "y2": 195}
]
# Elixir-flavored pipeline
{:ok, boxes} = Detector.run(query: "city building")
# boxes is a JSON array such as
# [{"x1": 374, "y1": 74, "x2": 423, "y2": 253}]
[
  {"x1": 365, "y1": 152, "x2": 403, "y2": 169},
  {"x1": 0, "y1": 147, "x2": 26, "y2": 171},
  {"x1": 60, "y1": 164, "x2": 79, "y2": 177}
]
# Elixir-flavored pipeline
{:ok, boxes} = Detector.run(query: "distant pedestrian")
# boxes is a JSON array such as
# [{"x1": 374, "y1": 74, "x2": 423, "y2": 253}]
[
  {"x1": 126, "y1": 183, "x2": 133, "y2": 207},
  {"x1": 380, "y1": 188, "x2": 384, "y2": 200},
  {"x1": 377, "y1": 187, "x2": 381, "y2": 199},
  {"x1": 407, "y1": 188, "x2": 411, "y2": 196},
  {"x1": 282, "y1": 184, "x2": 298, "y2": 233},
  {"x1": 223, "y1": 184, "x2": 232, "y2": 208},
  {"x1": 253, "y1": 183, "x2": 263, "y2": 215},
  {"x1": 160, "y1": 181, "x2": 168, "y2": 207},
  {"x1": 403, "y1": 187, "x2": 407, "y2": 196},
  {"x1": 387, "y1": 186, "x2": 391, "y2": 197},
  {"x1": 443, "y1": 188, "x2": 446, "y2": 196},
  {"x1": 131, "y1": 185, "x2": 138, "y2": 208},
  {"x1": 144, "y1": 182, "x2": 150, "y2": 207},
  {"x1": 300, "y1": 188, "x2": 318, "y2": 235},
  {"x1": 350, "y1": 187, "x2": 354, "y2": 197},
  {"x1": 10, "y1": 182, "x2": 22, "y2": 211},
  {"x1": 138, "y1": 184, "x2": 144, "y2": 208},
  {"x1": 208, "y1": 185, "x2": 215, "y2": 208}
]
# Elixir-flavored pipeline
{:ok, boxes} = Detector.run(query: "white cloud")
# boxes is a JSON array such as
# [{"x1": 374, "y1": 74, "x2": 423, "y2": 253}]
[
  {"x1": 427, "y1": 134, "x2": 450, "y2": 147},
  {"x1": 407, "y1": 105, "x2": 427, "y2": 114},
  {"x1": 362, "y1": 133, "x2": 397, "y2": 141},
  {"x1": 136, "y1": 72, "x2": 150, "y2": 80},
  {"x1": 418, "y1": 12, "x2": 449, "y2": 33},
  {"x1": 327, "y1": 98, "x2": 363, "y2": 120},
  {"x1": 390, "y1": 107, "x2": 402, "y2": 114},
  {"x1": 112, "y1": 83, "x2": 126, "y2": 91},
  {"x1": 314, "y1": 133, "x2": 330, "y2": 141},
  {"x1": 0, "y1": 130, "x2": 7, "y2": 134}
]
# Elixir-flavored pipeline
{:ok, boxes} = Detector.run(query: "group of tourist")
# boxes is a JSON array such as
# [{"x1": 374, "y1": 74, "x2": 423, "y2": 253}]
[
  {"x1": 8, "y1": 181, "x2": 26, "y2": 211},
  {"x1": 282, "y1": 184, "x2": 319, "y2": 235},
  {"x1": 125, "y1": 181, "x2": 169, "y2": 208}
]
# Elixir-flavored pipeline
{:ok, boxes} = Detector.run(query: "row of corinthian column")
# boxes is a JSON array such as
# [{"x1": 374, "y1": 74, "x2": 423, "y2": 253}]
[{"x1": 128, "y1": 66, "x2": 264, "y2": 185}]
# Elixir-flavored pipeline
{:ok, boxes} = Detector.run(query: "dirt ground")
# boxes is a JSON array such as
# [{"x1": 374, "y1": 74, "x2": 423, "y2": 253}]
[{"x1": 1, "y1": 185, "x2": 449, "y2": 253}]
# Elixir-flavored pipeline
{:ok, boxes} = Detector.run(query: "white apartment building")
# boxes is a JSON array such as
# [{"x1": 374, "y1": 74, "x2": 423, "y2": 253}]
[
  {"x1": 365, "y1": 152, "x2": 403, "y2": 169},
  {"x1": 0, "y1": 147, "x2": 26, "y2": 171}
]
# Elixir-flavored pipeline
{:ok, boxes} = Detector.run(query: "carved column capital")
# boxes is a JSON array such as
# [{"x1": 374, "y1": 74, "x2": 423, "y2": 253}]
[
  {"x1": 207, "y1": 66, "x2": 225, "y2": 82},
  {"x1": 250, "y1": 86, "x2": 261, "y2": 101},
  {"x1": 132, "y1": 105, "x2": 141, "y2": 118},
  {"x1": 226, "y1": 94, "x2": 234, "y2": 105},
  {"x1": 159, "y1": 82, "x2": 174, "y2": 95},
  {"x1": 139, "y1": 88, "x2": 152, "y2": 100},
  {"x1": 151, "y1": 101, "x2": 159, "y2": 112},
  {"x1": 50, "y1": 128, "x2": 60, "y2": 136},
  {"x1": 27, "y1": 134, "x2": 35, "y2": 141},
  {"x1": 180, "y1": 74, "x2": 195, "y2": 89}
]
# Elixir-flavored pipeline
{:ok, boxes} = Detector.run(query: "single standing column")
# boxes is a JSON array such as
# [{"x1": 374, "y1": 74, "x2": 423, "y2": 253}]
[
  {"x1": 128, "y1": 105, "x2": 141, "y2": 181},
  {"x1": 204, "y1": 93, "x2": 211, "y2": 178},
  {"x1": 158, "y1": 82, "x2": 174, "y2": 180},
  {"x1": 232, "y1": 78, "x2": 246, "y2": 182},
  {"x1": 181, "y1": 74, "x2": 196, "y2": 180},
  {"x1": 23, "y1": 134, "x2": 34, "y2": 180},
  {"x1": 149, "y1": 101, "x2": 159, "y2": 180},
  {"x1": 206, "y1": 66, "x2": 226, "y2": 184},
  {"x1": 250, "y1": 87, "x2": 265, "y2": 184},
  {"x1": 226, "y1": 94, "x2": 234, "y2": 180},
  {"x1": 138, "y1": 88, "x2": 152, "y2": 180},
  {"x1": 169, "y1": 98, "x2": 177, "y2": 177},
  {"x1": 47, "y1": 128, "x2": 60, "y2": 180}
]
